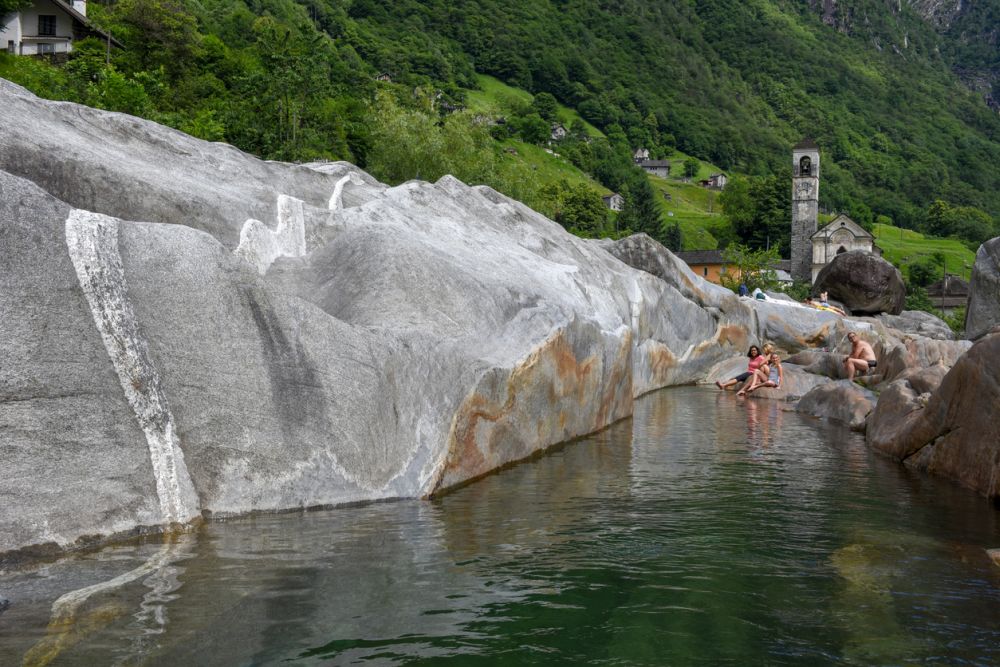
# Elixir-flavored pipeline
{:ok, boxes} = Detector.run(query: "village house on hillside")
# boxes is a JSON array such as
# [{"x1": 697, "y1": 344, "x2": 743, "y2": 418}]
[
  {"x1": 810, "y1": 213, "x2": 880, "y2": 283},
  {"x1": 601, "y1": 192, "x2": 624, "y2": 212},
  {"x1": 2, "y1": 0, "x2": 119, "y2": 57},
  {"x1": 698, "y1": 173, "x2": 727, "y2": 189},
  {"x1": 637, "y1": 160, "x2": 670, "y2": 178},
  {"x1": 632, "y1": 147, "x2": 670, "y2": 177},
  {"x1": 550, "y1": 123, "x2": 567, "y2": 141}
]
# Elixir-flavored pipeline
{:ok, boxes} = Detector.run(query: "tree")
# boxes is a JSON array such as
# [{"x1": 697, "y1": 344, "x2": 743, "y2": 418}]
[
  {"x1": 0, "y1": 0, "x2": 28, "y2": 16},
  {"x1": 560, "y1": 184, "x2": 608, "y2": 237},
  {"x1": 618, "y1": 176, "x2": 661, "y2": 239},
  {"x1": 719, "y1": 244, "x2": 780, "y2": 294},
  {"x1": 662, "y1": 222, "x2": 682, "y2": 251},
  {"x1": 683, "y1": 157, "x2": 700, "y2": 178},
  {"x1": 530, "y1": 92, "x2": 559, "y2": 123}
]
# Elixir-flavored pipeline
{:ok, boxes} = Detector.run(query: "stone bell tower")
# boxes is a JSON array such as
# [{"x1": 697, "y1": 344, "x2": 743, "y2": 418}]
[{"x1": 791, "y1": 138, "x2": 820, "y2": 283}]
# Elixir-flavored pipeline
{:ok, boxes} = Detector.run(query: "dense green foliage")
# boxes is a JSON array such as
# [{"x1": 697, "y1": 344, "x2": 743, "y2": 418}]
[
  {"x1": 719, "y1": 244, "x2": 781, "y2": 294},
  {"x1": 1, "y1": 0, "x2": 998, "y2": 256}
]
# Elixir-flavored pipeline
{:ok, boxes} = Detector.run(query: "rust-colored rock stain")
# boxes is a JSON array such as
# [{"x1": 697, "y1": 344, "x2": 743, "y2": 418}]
[{"x1": 432, "y1": 327, "x2": 633, "y2": 495}]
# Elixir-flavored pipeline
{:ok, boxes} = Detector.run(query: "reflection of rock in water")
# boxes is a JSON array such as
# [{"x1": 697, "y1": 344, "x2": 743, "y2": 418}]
[
  {"x1": 829, "y1": 533, "x2": 931, "y2": 664},
  {"x1": 22, "y1": 533, "x2": 194, "y2": 667}
]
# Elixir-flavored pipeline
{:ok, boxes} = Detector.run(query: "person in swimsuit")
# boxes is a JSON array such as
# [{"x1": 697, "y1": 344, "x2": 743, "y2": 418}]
[
  {"x1": 716, "y1": 344, "x2": 766, "y2": 391},
  {"x1": 844, "y1": 332, "x2": 877, "y2": 381},
  {"x1": 739, "y1": 353, "x2": 783, "y2": 396}
]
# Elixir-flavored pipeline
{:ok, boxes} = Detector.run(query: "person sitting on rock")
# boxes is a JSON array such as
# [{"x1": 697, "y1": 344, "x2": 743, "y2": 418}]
[
  {"x1": 715, "y1": 344, "x2": 765, "y2": 391},
  {"x1": 739, "y1": 352, "x2": 783, "y2": 396},
  {"x1": 844, "y1": 331, "x2": 877, "y2": 381}
]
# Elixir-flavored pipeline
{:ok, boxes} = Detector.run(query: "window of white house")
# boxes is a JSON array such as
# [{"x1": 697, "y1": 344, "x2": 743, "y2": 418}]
[
  {"x1": 37, "y1": 43, "x2": 55, "y2": 54},
  {"x1": 38, "y1": 15, "x2": 56, "y2": 36}
]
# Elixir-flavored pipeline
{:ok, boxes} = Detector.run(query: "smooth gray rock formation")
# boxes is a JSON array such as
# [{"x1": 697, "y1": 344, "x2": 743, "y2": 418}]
[
  {"x1": 867, "y1": 332, "x2": 1000, "y2": 499},
  {"x1": 814, "y1": 250, "x2": 906, "y2": 315},
  {"x1": 0, "y1": 82, "x2": 770, "y2": 559},
  {"x1": 796, "y1": 381, "x2": 876, "y2": 431},
  {"x1": 965, "y1": 237, "x2": 1000, "y2": 341},
  {"x1": 870, "y1": 310, "x2": 954, "y2": 340}
]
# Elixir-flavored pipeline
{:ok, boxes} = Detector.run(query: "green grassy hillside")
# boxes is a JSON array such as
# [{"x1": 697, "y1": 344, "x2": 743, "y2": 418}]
[
  {"x1": 465, "y1": 75, "x2": 605, "y2": 138},
  {"x1": 874, "y1": 223, "x2": 977, "y2": 281}
]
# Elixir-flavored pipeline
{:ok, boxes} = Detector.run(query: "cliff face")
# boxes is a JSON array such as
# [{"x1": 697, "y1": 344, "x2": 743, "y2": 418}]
[{"x1": 809, "y1": 0, "x2": 998, "y2": 109}]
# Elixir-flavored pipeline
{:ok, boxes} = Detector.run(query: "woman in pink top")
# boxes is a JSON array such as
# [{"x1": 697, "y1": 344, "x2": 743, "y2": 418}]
[{"x1": 715, "y1": 345, "x2": 766, "y2": 391}]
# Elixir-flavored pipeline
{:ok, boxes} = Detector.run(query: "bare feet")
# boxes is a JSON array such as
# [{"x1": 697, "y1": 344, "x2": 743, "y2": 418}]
[
  {"x1": 715, "y1": 380, "x2": 723, "y2": 389},
  {"x1": 736, "y1": 390, "x2": 746, "y2": 397}
]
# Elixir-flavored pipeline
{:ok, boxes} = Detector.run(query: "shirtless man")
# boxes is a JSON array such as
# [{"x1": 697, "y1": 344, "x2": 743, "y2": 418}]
[{"x1": 844, "y1": 332, "x2": 876, "y2": 381}]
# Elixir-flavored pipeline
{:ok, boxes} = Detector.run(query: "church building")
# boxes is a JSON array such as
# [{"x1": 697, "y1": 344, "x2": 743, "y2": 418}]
[
  {"x1": 809, "y1": 214, "x2": 878, "y2": 283},
  {"x1": 790, "y1": 139, "x2": 820, "y2": 282}
]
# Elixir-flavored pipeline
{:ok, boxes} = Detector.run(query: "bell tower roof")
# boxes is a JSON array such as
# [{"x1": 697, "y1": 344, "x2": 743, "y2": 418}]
[{"x1": 793, "y1": 137, "x2": 819, "y2": 150}]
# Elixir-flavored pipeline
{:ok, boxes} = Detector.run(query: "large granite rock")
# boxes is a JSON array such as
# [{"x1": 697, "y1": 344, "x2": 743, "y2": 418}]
[
  {"x1": 965, "y1": 237, "x2": 1000, "y2": 341},
  {"x1": 867, "y1": 333, "x2": 1000, "y2": 498},
  {"x1": 796, "y1": 381, "x2": 877, "y2": 431},
  {"x1": 870, "y1": 310, "x2": 954, "y2": 341},
  {"x1": 874, "y1": 334, "x2": 972, "y2": 386},
  {"x1": 0, "y1": 81, "x2": 757, "y2": 558},
  {"x1": 814, "y1": 250, "x2": 906, "y2": 315},
  {"x1": 607, "y1": 234, "x2": 865, "y2": 354}
]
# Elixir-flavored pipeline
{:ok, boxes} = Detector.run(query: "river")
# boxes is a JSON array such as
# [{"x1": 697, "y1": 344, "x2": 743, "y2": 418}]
[{"x1": 2, "y1": 386, "x2": 999, "y2": 665}]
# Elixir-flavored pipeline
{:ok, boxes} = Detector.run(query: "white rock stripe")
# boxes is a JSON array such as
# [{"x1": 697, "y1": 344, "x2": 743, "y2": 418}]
[
  {"x1": 234, "y1": 193, "x2": 306, "y2": 275},
  {"x1": 65, "y1": 210, "x2": 200, "y2": 525}
]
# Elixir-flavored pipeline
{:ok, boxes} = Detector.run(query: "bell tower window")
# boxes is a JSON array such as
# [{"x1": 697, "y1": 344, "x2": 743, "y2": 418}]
[{"x1": 799, "y1": 156, "x2": 811, "y2": 177}]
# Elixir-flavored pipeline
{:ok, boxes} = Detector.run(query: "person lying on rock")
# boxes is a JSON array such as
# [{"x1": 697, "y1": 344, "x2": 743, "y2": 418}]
[
  {"x1": 805, "y1": 295, "x2": 846, "y2": 316},
  {"x1": 716, "y1": 344, "x2": 765, "y2": 391},
  {"x1": 844, "y1": 332, "x2": 877, "y2": 381},
  {"x1": 738, "y1": 353, "x2": 783, "y2": 396}
]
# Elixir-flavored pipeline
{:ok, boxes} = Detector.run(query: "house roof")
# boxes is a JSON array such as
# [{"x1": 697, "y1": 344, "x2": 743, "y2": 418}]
[
  {"x1": 794, "y1": 137, "x2": 819, "y2": 150},
  {"x1": 675, "y1": 250, "x2": 725, "y2": 265},
  {"x1": 810, "y1": 213, "x2": 874, "y2": 241},
  {"x1": 49, "y1": 1, "x2": 125, "y2": 48},
  {"x1": 601, "y1": 193, "x2": 622, "y2": 201},
  {"x1": 639, "y1": 160, "x2": 670, "y2": 168}
]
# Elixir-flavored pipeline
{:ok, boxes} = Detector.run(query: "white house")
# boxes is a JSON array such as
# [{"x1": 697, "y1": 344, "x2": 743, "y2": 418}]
[
  {"x1": 2, "y1": 0, "x2": 118, "y2": 57},
  {"x1": 601, "y1": 192, "x2": 624, "y2": 212},
  {"x1": 810, "y1": 213, "x2": 879, "y2": 282}
]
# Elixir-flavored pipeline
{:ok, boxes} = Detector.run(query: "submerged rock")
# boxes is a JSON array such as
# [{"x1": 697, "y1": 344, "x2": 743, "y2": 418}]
[{"x1": 797, "y1": 381, "x2": 877, "y2": 431}]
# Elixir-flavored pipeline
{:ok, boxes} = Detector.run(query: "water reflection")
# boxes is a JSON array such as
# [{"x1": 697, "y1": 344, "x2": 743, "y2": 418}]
[{"x1": 1, "y1": 387, "x2": 998, "y2": 665}]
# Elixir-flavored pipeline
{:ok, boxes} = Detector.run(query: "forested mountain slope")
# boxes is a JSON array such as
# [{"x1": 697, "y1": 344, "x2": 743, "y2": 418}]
[{"x1": 1, "y1": 0, "x2": 998, "y2": 238}]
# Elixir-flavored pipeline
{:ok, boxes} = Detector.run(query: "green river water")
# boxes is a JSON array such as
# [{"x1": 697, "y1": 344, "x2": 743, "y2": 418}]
[{"x1": 1, "y1": 386, "x2": 998, "y2": 665}]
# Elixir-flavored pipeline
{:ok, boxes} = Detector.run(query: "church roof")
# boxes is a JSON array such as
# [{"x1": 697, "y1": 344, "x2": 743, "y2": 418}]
[
  {"x1": 793, "y1": 137, "x2": 819, "y2": 150},
  {"x1": 810, "y1": 214, "x2": 874, "y2": 241}
]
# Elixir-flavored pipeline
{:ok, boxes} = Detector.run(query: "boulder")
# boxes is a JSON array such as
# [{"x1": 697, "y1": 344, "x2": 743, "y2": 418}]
[
  {"x1": 796, "y1": 381, "x2": 877, "y2": 431},
  {"x1": 784, "y1": 349, "x2": 849, "y2": 379},
  {"x1": 867, "y1": 332, "x2": 1000, "y2": 499},
  {"x1": 874, "y1": 335, "x2": 971, "y2": 386},
  {"x1": 870, "y1": 310, "x2": 954, "y2": 341},
  {"x1": 814, "y1": 250, "x2": 906, "y2": 315},
  {"x1": 965, "y1": 237, "x2": 1000, "y2": 341},
  {"x1": 0, "y1": 81, "x2": 762, "y2": 559}
]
